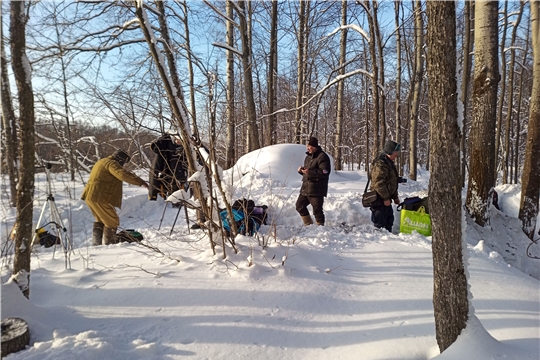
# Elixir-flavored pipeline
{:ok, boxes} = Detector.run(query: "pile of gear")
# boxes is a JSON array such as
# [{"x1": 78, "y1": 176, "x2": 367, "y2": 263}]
[{"x1": 220, "y1": 199, "x2": 268, "y2": 237}]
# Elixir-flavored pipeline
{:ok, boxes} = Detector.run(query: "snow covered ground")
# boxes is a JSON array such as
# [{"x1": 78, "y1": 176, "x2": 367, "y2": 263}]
[{"x1": 1, "y1": 144, "x2": 539, "y2": 359}]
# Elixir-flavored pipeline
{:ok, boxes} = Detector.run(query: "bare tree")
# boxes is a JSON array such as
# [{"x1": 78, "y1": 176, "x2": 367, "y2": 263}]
[
  {"x1": 502, "y1": 1, "x2": 525, "y2": 184},
  {"x1": 225, "y1": 0, "x2": 236, "y2": 168},
  {"x1": 10, "y1": 0, "x2": 36, "y2": 298},
  {"x1": 426, "y1": 1, "x2": 469, "y2": 352},
  {"x1": 373, "y1": 1, "x2": 386, "y2": 144},
  {"x1": 362, "y1": 1, "x2": 381, "y2": 160},
  {"x1": 495, "y1": 1, "x2": 509, "y2": 182},
  {"x1": 519, "y1": 0, "x2": 540, "y2": 240},
  {"x1": 334, "y1": 0, "x2": 348, "y2": 171},
  {"x1": 266, "y1": 0, "x2": 278, "y2": 147},
  {"x1": 408, "y1": 0, "x2": 424, "y2": 181},
  {"x1": 1, "y1": 13, "x2": 18, "y2": 207},
  {"x1": 132, "y1": 2, "x2": 213, "y2": 230},
  {"x1": 236, "y1": 0, "x2": 261, "y2": 151},
  {"x1": 394, "y1": 0, "x2": 403, "y2": 175},
  {"x1": 466, "y1": 0, "x2": 500, "y2": 227},
  {"x1": 179, "y1": 1, "x2": 199, "y2": 137},
  {"x1": 294, "y1": 0, "x2": 308, "y2": 144},
  {"x1": 460, "y1": 1, "x2": 473, "y2": 187},
  {"x1": 512, "y1": 8, "x2": 530, "y2": 185}
]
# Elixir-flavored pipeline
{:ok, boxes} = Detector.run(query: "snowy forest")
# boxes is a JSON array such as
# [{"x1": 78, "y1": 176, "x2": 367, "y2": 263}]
[{"x1": 1, "y1": 0, "x2": 539, "y2": 357}]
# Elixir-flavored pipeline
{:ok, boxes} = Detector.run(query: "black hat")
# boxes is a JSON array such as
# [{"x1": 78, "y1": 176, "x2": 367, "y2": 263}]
[
  {"x1": 112, "y1": 149, "x2": 131, "y2": 166},
  {"x1": 308, "y1": 137, "x2": 319, "y2": 147},
  {"x1": 383, "y1": 140, "x2": 401, "y2": 155}
]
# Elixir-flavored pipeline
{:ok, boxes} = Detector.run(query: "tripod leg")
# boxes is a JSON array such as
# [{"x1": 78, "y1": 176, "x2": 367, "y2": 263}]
[
  {"x1": 170, "y1": 204, "x2": 183, "y2": 236},
  {"x1": 158, "y1": 202, "x2": 168, "y2": 230},
  {"x1": 31, "y1": 200, "x2": 49, "y2": 247},
  {"x1": 49, "y1": 200, "x2": 72, "y2": 255},
  {"x1": 184, "y1": 205, "x2": 190, "y2": 234}
]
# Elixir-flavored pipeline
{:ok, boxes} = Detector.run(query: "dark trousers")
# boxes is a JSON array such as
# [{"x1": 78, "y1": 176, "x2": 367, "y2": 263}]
[
  {"x1": 296, "y1": 194, "x2": 325, "y2": 224},
  {"x1": 370, "y1": 205, "x2": 394, "y2": 232}
]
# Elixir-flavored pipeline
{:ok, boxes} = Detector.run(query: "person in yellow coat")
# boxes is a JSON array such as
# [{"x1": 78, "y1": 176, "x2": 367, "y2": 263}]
[{"x1": 82, "y1": 150, "x2": 149, "y2": 246}]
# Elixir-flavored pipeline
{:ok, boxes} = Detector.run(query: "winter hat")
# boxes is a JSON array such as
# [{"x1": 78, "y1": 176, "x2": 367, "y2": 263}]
[
  {"x1": 383, "y1": 140, "x2": 401, "y2": 155},
  {"x1": 112, "y1": 149, "x2": 131, "y2": 166},
  {"x1": 308, "y1": 137, "x2": 319, "y2": 147}
]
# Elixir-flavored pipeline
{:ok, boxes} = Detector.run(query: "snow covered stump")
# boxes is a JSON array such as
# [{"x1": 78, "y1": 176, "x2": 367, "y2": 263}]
[{"x1": 1, "y1": 318, "x2": 29, "y2": 357}]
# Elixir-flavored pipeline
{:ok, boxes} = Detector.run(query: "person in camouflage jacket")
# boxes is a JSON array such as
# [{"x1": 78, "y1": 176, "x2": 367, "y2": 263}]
[
  {"x1": 369, "y1": 140, "x2": 402, "y2": 232},
  {"x1": 82, "y1": 150, "x2": 148, "y2": 246}
]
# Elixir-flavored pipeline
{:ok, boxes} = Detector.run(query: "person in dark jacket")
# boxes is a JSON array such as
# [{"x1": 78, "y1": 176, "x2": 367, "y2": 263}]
[
  {"x1": 82, "y1": 150, "x2": 148, "y2": 246},
  {"x1": 296, "y1": 137, "x2": 331, "y2": 226},
  {"x1": 369, "y1": 140, "x2": 402, "y2": 232},
  {"x1": 148, "y1": 133, "x2": 188, "y2": 201}
]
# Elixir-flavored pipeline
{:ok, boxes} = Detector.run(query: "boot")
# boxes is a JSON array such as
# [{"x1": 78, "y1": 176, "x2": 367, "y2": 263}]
[
  {"x1": 103, "y1": 227, "x2": 118, "y2": 245},
  {"x1": 301, "y1": 215, "x2": 313, "y2": 226},
  {"x1": 92, "y1": 222, "x2": 104, "y2": 246}
]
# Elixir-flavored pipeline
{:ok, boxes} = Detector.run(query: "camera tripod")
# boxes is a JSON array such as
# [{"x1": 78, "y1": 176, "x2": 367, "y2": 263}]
[
  {"x1": 157, "y1": 182, "x2": 196, "y2": 235},
  {"x1": 31, "y1": 163, "x2": 72, "y2": 258}
]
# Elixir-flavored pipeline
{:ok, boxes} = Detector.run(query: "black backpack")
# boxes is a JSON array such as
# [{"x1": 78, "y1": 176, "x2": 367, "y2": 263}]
[{"x1": 397, "y1": 196, "x2": 429, "y2": 213}]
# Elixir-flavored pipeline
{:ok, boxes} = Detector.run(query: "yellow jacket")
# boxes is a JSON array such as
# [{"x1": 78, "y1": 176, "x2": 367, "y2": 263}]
[{"x1": 81, "y1": 156, "x2": 146, "y2": 208}]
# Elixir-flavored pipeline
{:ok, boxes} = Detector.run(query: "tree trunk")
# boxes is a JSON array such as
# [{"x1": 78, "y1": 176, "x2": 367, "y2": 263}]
[
  {"x1": 495, "y1": 1, "x2": 509, "y2": 183},
  {"x1": 180, "y1": 1, "x2": 199, "y2": 139},
  {"x1": 502, "y1": 1, "x2": 525, "y2": 184},
  {"x1": 52, "y1": 14, "x2": 76, "y2": 182},
  {"x1": 334, "y1": 0, "x2": 348, "y2": 171},
  {"x1": 513, "y1": 3, "x2": 529, "y2": 185},
  {"x1": 394, "y1": 0, "x2": 403, "y2": 175},
  {"x1": 460, "y1": 1, "x2": 473, "y2": 188},
  {"x1": 1, "y1": 13, "x2": 18, "y2": 207},
  {"x1": 426, "y1": 2, "x2": 469, "y2": 352},
  {"x1": 363, "y1": 51, "x2": 371, "y2": 173},
  {"x1": 1, "y1": 318, "x2": 30, "y2": 357},
  {"x1": 408, "y1": 0, "x2": 424, "y2": 181},
  {"x1": 133, "y1": 2, "x2": 212, "y2": 241},
  {"x1": 237, "y1": 0, "x2": 260, "y2": 152},
  {"x1": 266, "y1": 0, "x2": 278, "y2": 147},
  {"x1": 466, "y1": 0, "x2": 500, "y2": 227},
  {"x1": 373, "y1": 2, "x2": 386, "y2": 144},
  {"x1": 519, "y1": 0, "x2": 540, "y2": 240},
  {"x1": 294, "y1": 0, "x2": 307, "y2": 144},
  {"x1": 10, "y1": 0, "x2": 35, "y2": 299},
  {"x1": 226, "y1": 0, "x2": 236, "y2": 167},
  {"x1": 364, "y1": 1, "x2": 380, "y2": 161}
]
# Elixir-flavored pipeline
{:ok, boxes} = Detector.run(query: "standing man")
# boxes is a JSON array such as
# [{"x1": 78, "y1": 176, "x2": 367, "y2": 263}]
[
  {"x1": 82, "y1": 149, "x2": 149, "y2": 246},
  {"x1": 148, "y1": 133, "x2": 188, "y2": 201},
  {"x1": 296, "y1": 137, "x2": 331, "y2": 226},
  {"x1": 370, "y1": 140, "x2": 402, "y2": 232},
  {"x1": 149, "y1": 132, "x2": 207, "y2": 229}
]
